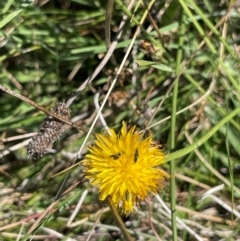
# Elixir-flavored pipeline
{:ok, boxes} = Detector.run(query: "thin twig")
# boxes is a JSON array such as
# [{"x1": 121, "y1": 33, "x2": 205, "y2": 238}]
[
  {"x1": 0, "y1": 84, "x2": 88, "y2": 133},
  {"x1": 94, "y1": 92, "x2": 110, "y2": 133}
]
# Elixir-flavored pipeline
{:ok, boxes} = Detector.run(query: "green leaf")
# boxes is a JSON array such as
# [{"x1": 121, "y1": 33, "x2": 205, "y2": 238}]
[
  {"x1": 0, "y1": 10, "x2": 22, "y2": 28},
  {"x1": 136, "y1": 60, "x2": 173, "y2": 72}
]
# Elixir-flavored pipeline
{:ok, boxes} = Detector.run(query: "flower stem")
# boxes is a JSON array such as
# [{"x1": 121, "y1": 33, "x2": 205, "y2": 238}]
[{"x1": 107, "y1": 196, "x2": 134, "y2": 241}]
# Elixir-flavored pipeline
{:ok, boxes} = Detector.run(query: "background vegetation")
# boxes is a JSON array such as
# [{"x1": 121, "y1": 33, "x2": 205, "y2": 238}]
[{"x1": 0, "y1": 0, "x2": 240, "y2": 240}]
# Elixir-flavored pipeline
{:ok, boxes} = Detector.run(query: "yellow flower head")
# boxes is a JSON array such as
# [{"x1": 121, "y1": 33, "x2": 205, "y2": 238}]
[{"x1": 83, "y1": 122, "x2": 169, "y2": 214}]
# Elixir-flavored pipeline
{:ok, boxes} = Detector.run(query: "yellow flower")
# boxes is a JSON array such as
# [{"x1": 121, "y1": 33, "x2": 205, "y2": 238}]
[{"x1": 83, "y1": 122, "x2": 169, "y2": 214}]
